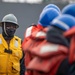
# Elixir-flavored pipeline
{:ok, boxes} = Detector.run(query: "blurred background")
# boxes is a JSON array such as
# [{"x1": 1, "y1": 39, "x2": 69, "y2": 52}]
[{"x1": 0, "y1": 0, "x2": 74, "y2": 40}]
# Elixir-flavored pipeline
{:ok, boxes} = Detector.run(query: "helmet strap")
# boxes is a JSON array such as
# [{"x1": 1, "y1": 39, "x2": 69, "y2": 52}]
[{"x1": 4, "y1": 22, "x2": 8, "y2": 36}]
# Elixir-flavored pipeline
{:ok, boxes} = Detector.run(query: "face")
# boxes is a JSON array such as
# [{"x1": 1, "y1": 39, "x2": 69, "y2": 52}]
[
  {"x1": 4, "y1": 22, "x2": 17, "y2": 37},
  {"x1": 6, "y1": 23, "x2": 17, "y2": 29}
]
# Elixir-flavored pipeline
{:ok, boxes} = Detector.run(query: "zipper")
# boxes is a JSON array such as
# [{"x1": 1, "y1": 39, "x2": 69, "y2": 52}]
[{"x1": 6, "y1": 41, "x2": 10, "y2": 75}]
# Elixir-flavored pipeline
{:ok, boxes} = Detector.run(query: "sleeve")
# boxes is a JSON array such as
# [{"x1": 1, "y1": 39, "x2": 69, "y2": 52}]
[
  {"x1": 20, "y1": 40, "x2": 25, "y2": 75},
  {"x1": 20, "y1": 50, "x2": 25, "y2": 75},
  {"x1": 67, "y1": 63, "x2": 75, "y2": 75},
  {"x1": 56, "y1": 58, "x2": 75, "y2": 75}
]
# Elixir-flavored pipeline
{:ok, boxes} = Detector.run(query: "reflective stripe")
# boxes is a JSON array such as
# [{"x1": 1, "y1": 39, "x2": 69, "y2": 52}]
[
  {"x1": 52, "y1": 19, "x2": 70, "y2": 30},
  {"x1": 40, "y1": 44, "x2": 59, "y2": 54},
  {"x1": 0, "y1": 38, "x2": 2, "y2": 44},
  {"x1": 36, "y1": 31, "x2": 46, "y2": 37},
  {"x1": 25, "y1": 26, "x2": 33, "y2": 37},
  {"x1": 14, "y1": 40, "x2": 18, "y2": 47}
]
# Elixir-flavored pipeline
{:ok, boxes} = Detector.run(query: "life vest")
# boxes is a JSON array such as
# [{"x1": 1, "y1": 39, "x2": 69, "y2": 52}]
[
  {"x1": 22, "y1": 24, "x2": 44, "y2": 50},
  {"x1": 24, "y1": 27, "x2": 47, "y2": 52},
  {"x1": 0, "y1": 34, "x2": 22, "y2": 75},
  {"x1": 23, "y1": 26, "x2": 48, "y2": 75},
  {"x1": 26, "y1": 40, "x2": 68, "y2": 75},
  {"x1": 63, "y1": 26, "x2": 75, "y2": 64}
]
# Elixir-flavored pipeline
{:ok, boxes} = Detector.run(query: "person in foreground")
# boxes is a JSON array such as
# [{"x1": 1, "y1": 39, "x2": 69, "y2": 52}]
[{"x1": 0, "y1": 14, "x2": 25, "y2": 75}]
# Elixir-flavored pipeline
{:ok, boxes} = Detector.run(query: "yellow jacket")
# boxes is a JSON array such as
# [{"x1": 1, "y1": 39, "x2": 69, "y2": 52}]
[{"x1": 0, "y1": 34, "x2": 22, "y2": 75}]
